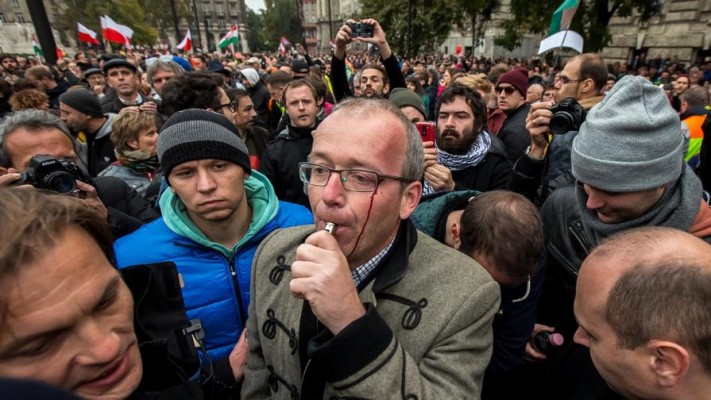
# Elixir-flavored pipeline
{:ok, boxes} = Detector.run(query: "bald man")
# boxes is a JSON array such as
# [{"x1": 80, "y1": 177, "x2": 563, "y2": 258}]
[{"x1": 574, "y1": 227, "x2": 711, "y2": 400}]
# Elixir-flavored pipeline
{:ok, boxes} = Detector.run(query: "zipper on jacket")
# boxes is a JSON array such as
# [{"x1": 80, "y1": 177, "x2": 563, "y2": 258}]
[{"x1": 226, "y1": 254, "x2": 247, "y2": 328}]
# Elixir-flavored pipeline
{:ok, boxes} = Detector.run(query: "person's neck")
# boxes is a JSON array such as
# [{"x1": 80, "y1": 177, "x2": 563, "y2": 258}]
[
  {"x1": 119, "y1": 92, "x2": 140, "y2": 104},
  {"x1": 86, "y1": 116, "x2": 108, "y2": 134},
  {"x1": 191, "y1": 205, "x2": 253, "y2": 249}
]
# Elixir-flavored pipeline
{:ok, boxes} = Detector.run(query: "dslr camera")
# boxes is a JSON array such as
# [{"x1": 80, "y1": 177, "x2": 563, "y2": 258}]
[
  {"x1": 11, "y1": 155, "x2": 87, "y2": 194},
  {"x1": 549, "y1": 97, "x2": 586, "y2": 135},
  {"x1": 347, "y1": 22, "x2": 374, "y2": 38}
]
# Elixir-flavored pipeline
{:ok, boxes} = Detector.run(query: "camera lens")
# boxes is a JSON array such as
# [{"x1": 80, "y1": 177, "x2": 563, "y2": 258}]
[
  {"x1": 44, "y1": 171, "x2": 77, "y2": 194},
  {"x1": 550, "y1": 112, "x2": 574, "y2": 135}
]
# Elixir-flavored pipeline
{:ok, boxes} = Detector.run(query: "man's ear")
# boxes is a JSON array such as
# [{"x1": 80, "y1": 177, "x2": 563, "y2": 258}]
[
  {"x1": 399, "y1": 180, "x2": 422, "y2": 220},
  {"x1": 383, "y1": 83, "x2": 390, "y2": 96},
  {"x1": 451, "y1": 221, "x2": 461, "y2": 250},
  {"x1": 647, "y1": 340, "x2": 690, "y2": 388}
]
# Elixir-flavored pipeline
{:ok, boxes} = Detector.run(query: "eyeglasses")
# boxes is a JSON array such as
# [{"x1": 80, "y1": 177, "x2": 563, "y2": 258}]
[
  {"x1": 495, "y1": 86, "x2": 516, "y2": 95},
  {"x1": 298, "y1": 162, "x2": 413, "y2": 192},
  {"x1": 219, "y1": 101, "x2": 236, "y2": 113},
  {"x1": 559, "y1": 76, "x2": 585, "y2": 84}
]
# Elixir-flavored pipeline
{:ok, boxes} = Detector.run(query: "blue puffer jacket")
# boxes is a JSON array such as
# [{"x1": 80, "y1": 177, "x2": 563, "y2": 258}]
[{"x1": 114, "y1": 171, "x2": 312, "y2": 361}]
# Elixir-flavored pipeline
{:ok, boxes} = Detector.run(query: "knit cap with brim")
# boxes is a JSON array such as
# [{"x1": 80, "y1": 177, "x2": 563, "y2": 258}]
[
  {"x1": 158, "y1": 109, "x2": 251, "y2": 183},
  {"x1": 571, "y1": 75, "x2": 684, "y2": 192}
]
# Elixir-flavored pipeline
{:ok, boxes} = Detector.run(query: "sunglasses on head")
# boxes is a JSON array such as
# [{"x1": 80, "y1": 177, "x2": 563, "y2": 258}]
[{"x1": 495, "y1": 86, "x2": 516, "y2": 95}]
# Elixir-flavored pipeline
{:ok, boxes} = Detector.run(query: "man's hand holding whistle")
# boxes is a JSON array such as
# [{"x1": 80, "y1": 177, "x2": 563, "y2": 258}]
[{"x1": 289, "y1": 223, "x2": 366, "y2": 335}]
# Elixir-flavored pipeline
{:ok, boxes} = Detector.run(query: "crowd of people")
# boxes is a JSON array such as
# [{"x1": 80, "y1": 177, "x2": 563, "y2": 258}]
[{"x1": 1, "y1": 18, "x2": 710, "y2": 400}]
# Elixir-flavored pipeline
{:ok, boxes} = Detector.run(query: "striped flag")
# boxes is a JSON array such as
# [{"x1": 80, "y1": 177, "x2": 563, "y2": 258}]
[
  {"x1": 177, "y1": 29, "x2": 192, "y2": 51},
  {"x1": 101, "y1": 15, "x2": 133, "y2": 45},
  {"x1": 77, "y1": 22, "x2": 100, "y2": 45},
  {"x1": 32, "y1": 38, "x2": 43, "y2": 57},
  {"x1": 218, "y1": 25, "x2": 239, "y2": 49}
]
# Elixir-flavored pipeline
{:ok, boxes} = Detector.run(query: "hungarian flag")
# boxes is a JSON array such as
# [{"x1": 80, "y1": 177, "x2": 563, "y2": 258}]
[
  {"x1": 77, "y1": 22, "x2": 100, "y2": 45},
  {"x1": 101, "y1": 15, "x2": 133, "y2": 45},
  {"x1": 32, "y1": 38, "x2": 43, "y2": 57},
  {"x1": 177, "y1": 29, "x2": 192, "y2": 51},
  {"x1": 218, "y1": 25, "x2": 239, "y2": 49},
  {"x1": 549, "y1": 0, "x2": 581, "y2": 35}
]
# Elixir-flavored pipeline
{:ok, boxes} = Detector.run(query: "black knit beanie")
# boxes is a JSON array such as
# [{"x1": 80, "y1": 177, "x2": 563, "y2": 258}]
[
  {"x1": 158, "y1": 109, "x2": 251, "y2": 182},
  {"x1": 58, "y1": 89, "x2": 104, "y2": 118}
]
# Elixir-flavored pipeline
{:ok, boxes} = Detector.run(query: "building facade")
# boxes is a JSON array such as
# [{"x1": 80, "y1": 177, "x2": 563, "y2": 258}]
[{"x1": 602, "y1": 0, "x2": 711, "y2": 66}]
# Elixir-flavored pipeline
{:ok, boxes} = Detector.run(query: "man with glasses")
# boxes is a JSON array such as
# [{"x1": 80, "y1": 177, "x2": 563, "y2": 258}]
[
  {"x1": 516, "y1": 53, "x2": 607, "y2": 205},
  {"x1": 114, "y1": 109, "x2": 312, "y2": 395},
  {"x1": 242, "y1": 97, "x2": 500, "y2": 399},
  {"x1": 259, "y1": 80, "x2": 323, "y2": 207}
]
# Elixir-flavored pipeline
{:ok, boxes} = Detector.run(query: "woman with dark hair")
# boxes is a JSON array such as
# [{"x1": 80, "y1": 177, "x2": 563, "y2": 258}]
[{"x1": 406, "y1": 75, "x2": 430, "y2": 114}]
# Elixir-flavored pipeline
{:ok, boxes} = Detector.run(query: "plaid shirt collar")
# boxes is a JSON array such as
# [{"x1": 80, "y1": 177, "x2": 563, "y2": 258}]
[{"x1": 350, "y1": 238, "x2": 395, "y2": 287}]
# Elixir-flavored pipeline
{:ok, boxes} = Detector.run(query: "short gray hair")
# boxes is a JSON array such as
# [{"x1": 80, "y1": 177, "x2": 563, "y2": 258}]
[
  {"x1": 146, "y1": 60, "x2": 184, "y2": 88},
  {"x1": 329, "y1": 97, "x2": 424, "y2": 183},
  {"x1": 0, "y1": 110, "x2": 84, "y2": 169}
]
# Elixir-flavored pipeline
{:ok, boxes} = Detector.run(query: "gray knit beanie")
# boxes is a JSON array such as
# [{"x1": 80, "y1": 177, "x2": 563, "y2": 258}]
[
  {"x1": 571, "y1": 75, "x2": 684, "y2": 192},
  {"x1": 158, "y1": 109, "x2": 251, "y2": 182},
  {"x1": 58, "y1": 89, "x2": 104, "y2": 118}
]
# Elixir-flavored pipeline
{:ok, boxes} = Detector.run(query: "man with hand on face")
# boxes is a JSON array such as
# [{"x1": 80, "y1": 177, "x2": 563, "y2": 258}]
[
  {"x1": 423, "y1": 84, "x2": 511, "y2": 195},
  {"x1": 0, "y1": 110, "x2": 158, "y2": 239},
  {"x1": 574, "y1": 227, "x2": 711, "y2": 400},
  {"x1": 259, "y1": 80, "x2": 322, "y2": 207},
  {"x1": 514, "y1": 53, "x2": 607, "y2": 205},
  {"x1": 242, "y1": 98, "x2": 500, "y2": 399},
  {"x1": 227, "y1": 88, "x2": 270, "y2": 169},
  {"x1": 330, "y1": 19, "x2": 406, "y2": 101}
]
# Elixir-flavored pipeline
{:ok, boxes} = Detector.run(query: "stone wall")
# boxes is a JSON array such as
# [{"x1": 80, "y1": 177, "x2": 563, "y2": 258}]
[{"x1": 602, "y1": 0, "x2": 711, "y2": 66}]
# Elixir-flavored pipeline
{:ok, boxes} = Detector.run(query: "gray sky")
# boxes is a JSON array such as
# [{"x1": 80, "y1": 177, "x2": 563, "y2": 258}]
[{"x1": 245, "y1": 0, "x2": 265, "y2": 12}]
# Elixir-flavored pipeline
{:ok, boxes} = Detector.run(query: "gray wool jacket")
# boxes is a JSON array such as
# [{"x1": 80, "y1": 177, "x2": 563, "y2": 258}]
[{"x1": 241, "y1": 221, "x2": 500, "y2": 399}]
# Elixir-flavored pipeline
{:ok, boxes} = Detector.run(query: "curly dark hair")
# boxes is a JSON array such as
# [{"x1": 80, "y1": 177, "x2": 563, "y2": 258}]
[
  {"x1": 159, "y1": 71, "x2": 225, "y2": 117},
  {"x1": 435, "y1": 84, "x2": 487, "y2": 132}
]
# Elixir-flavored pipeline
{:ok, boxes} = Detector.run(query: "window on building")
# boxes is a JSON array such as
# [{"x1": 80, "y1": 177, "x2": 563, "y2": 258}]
[
  {"x1": 202, "y1": 4, "x2": 210, "y2": 15},
  {"x1": 11, "y1": 0, "x2": 20, "y2": 7},
  {"x1": 216, "y1": 5, "x2": 223, "y2": 15},
  {"x1": 219, "y1": 18, "x2": 225, "y2": 29},
  {"x1": 0, "y1": 14, "x2": 5, "y2": 23},
  {"x1": 15, "y1": 14, "x2": 25, "y2": 23}
]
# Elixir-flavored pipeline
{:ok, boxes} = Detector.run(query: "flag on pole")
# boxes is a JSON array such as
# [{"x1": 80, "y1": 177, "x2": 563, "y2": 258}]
[
  {"x1": 101, "y1": 15, "x2": 133, "y2": 45},
  {"x1": 32, "y1": 38, "x2": 43, "y2": 57},
  {"x1": 278, "y1": 36, "x2": 291, "y2": 56},
  {"x1": 56, "y1": 47, "x2": 66, "y2": 59},
  {"x1": 77, "y1": 22, "x2": 100, "y2": 45},
  {"x1": 549, "y1": 0, "x2": 580, "y2": 36},
  {"x1": 218, "y1": 25, "x2": 239, "y2": 49},
  {"x1": 177, "y1": 29, "x2": 192, "y2": 51}
]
